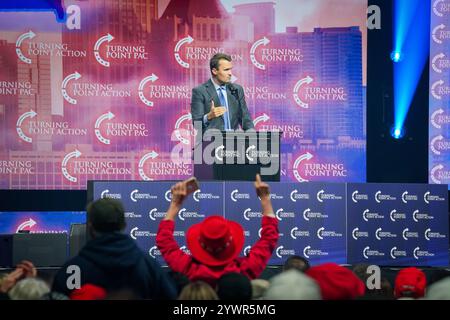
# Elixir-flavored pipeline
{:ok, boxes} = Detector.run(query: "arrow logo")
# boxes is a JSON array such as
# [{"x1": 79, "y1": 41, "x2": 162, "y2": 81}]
[
  {"x1": 290, "y1": 227, "x2": 298, "y2": 240},
  {"x1": 390, "y1": 209, "x2": 397, "y2": 222},
  {"x1": 62, "y1": 149, "x2": 81, "y2": 183},
  {"x1": 16, "y1": 30, "x2": 36, "y2": 64},
  {"x1": 432, "y1": 24, "x2": 446, "y2": 44},
  {"x1": 425, "y1": 228, "x2": 431, "y2": 241},
  {"x1": 303, "y1": 246, "x2": 311, "y2": 259},
  {"x1": 16, "y1": 218, "x2": 36, "y2": 233},
  {"x1": 178, "y1": 208, "x2": 186, "y2": 221},
  {"x1": 245, "y1": 145, "x2": 256, "y2": 162},
  {"x1": 432, "y1": 80, "x2": 444, "y2": 100},
  {"x1": 317, "y1": 227, "x2": 325, "y2": 240},
  {"x1": 431, "y1": 164, "x2": 444, "y2": 184},
  {"x1": 174, "y1": 113, "x2": 193, "y2": 145},
  {"x1": 302, "y1": 208, "x2": 311, "y2": 221},
  {"x1": 432, "y1": 53, "x2": 445, "y2": 73},
  {"x1": 94, "y1": 111, "x2": 115, "y2": 145},
  {"x1": 352, "y1": 228, "x2": 359, "y2": 240},
  {"x1": 275, "y1": 208, "x2": 283, "y2": 221},
  {"x1": 390, "y1": 247, "x2": 397, "y2": 259},
  {"x1": 250, "y1": 37, "x2": 270, "y2": 70},
  {"x1": 138, "y1": 73, "x2": 159, "y2": 107},
  {"x1": 431, "y1": 108, "x2": 444, "y2": 129},
  {"x1": 215, "y1": 145, "x2": 225, "y2": 162},
  {"x1": 293, "y1": 76, "x2": 313, "y2": 108},
  {"x1": 62, "y1": 72, "x2": 81, "y2": 104},
  {"x1": 174, "y1": 35, "x2": 193, "y2": 69},
  {"x1": 253, "y1": 113, "x2": 270, "y2": 126},
  {"x1": 130, "y1": 227, "x2": 138, "y2": 240},
  {"x1": 292, "y1": 152, "x2": 313, "y2": 182},
  {"x1": 94, "y1": 33, "x2": 114, "y2": 67},
  {"x1": 424, "y1": 191, "x2": 430, "y2": 204},
  {"x1": 16, "y1": 109, "x2": 37, "y2": 143},
  {"x1": 138, "y1": 150, "x2": 159, "y2": 181},
  {"x1": 434, "y1": 0, "x2": 445, "y2": 17},
  {"x1": 431, "y1": 135, "x2": 444, "y2": 155}
]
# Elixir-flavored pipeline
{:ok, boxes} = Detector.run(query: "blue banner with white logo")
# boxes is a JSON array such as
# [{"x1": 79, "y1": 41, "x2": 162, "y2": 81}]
[
  {"x1": 347, "y1": 183, "x2": 449, "y2": 266},
  {"x1": 90, "y1": 181, "x2": 448, "y2": 267}
]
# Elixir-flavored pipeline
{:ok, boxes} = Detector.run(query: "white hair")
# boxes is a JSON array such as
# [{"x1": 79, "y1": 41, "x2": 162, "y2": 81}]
[{"x1": 8, "y1": 278, "x2": 50, "y2": 300}]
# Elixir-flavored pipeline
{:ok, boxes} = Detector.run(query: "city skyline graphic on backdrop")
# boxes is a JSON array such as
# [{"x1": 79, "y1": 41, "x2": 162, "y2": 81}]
[{"x1": 0, "y1": 0, "x2": 367, "y2": 189}]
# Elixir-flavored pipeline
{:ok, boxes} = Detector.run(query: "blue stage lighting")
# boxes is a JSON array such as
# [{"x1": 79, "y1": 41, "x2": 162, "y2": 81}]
[
  {"x1": 390, "y1": 51, "x2": 402, "y2": 62},
  {"x1": 390, "y1": 126, "x2": 406, "y2": 140},
  {"x1": 393, "y1": 0, "x2": 430, "y2": 136}
]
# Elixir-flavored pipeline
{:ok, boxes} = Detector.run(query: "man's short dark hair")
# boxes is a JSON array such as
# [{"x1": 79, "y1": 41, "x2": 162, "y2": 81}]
[
  {"x1": 283, "y1": 255, "x2": 310, "y2": 273},
  {"x1": 210, "y1": 53, "x2": 232, "y2": 73},
  {"x1": 87, "y1": 198, "x2": 126, "y2": 233}
]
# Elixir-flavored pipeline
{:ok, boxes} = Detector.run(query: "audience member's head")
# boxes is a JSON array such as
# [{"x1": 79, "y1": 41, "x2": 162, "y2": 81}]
[
  {"x1": 425, "y1": 277, "x2": 450, "y2": 300},
  {"x1": 264, "y1": 269, "x2": 321, "y2": 300},
  {"x1": 251, "y1": 279, "x2": 270, "y2": 300},
  {"x1": 168, "y1": 271, "x2": 190, "y2": 296},
  {"x1": 178, "y1": 281, "x2": 218, "y2": 300},
  {"x1": 428, "y1": 269, "x2": 450, "y2": 287},
  {"x1": 216, "y1": 272, "x2": 252, "y2": 300},
  {"x1": 186, "y1": 216, "x2": 244, "y2": 267},
  {"x1": 352, "y1": 263, "x2": 371, "y2": 284},
  {"x1": 87, "y1": 198, "x2": 126, "y2": 237},
  {"x1": 360, "y1": 277, "x2": 394, "y2": 300},
  {"x1": 283, "y1": 255, "x2": 310, "y2": 273},
  {"x1": 8, "y1": 278, "x2": 50, "y2": 300},
  {"x1": 394, "y1": 267, "x2": 426, "y2": 299},
  {"x1": 306, "y1": 263, "x2": 365, "y2": 300}
]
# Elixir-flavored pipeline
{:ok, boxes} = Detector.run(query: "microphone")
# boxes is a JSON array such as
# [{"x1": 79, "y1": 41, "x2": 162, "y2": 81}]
[{"x1": 228, "y1": 83, "x2": 239, "y2": 99}]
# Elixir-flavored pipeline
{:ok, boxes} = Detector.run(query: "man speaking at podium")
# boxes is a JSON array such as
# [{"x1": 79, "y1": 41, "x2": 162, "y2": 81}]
[{"x1": 191, "y1": 53, "x2": 254, "y2": 134}]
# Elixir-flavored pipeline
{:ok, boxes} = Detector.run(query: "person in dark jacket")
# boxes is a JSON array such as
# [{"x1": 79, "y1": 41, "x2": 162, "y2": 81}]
[{"x1": 52, "y1": 198, "x2": 177, "y2": 299}]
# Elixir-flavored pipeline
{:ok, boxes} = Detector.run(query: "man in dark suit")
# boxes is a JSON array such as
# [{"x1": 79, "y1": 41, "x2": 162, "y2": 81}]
[{"x1": 191, "y1": 53, "x2": 254, "y2": 134}]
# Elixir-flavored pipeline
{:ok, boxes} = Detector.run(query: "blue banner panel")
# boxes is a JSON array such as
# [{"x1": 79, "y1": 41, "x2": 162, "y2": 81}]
[
  {"x1": 347, "y1": 183, "x2": 449, "y2": 266},
  {"x1": 92, "y1": 181, "x2": 223, "y2": 265},
  {"x1": 91, "y1": 180, "x2": 448, "y2": 267}
]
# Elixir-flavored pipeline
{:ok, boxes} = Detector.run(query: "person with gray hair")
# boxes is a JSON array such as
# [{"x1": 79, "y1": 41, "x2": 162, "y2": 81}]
[
  {"x1": 263, "y1": 269, "x2": 321, "y2": 300},
  {"x1": 8, "y1": 278, "x2": 50, "y2": 300}
]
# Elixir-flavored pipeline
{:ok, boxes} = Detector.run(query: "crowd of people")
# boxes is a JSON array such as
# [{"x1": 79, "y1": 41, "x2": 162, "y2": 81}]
[{"x1": 1, "y1": 175, "x2": 450, "y2": 300}]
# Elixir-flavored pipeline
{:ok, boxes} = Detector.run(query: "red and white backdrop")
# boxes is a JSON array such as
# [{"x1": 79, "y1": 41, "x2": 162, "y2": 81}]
[{"x1": 0, "y1": 0, "x2": 367, "y2": 190}]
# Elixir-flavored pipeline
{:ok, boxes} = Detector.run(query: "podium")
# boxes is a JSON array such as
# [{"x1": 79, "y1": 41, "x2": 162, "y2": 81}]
[{"x1": 193, "y1": 130, "x2": 281, "y2": 181}]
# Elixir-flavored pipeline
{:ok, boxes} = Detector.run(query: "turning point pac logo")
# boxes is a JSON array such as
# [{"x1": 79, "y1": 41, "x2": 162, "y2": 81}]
[
  {"x1": 292, "y1": 152, "x2": 313, "y2": 182},
  {"x1": 174, "y1": 35, "x2": 194, "y2": 68},
  {"x1": 138, "y1": 150, "x2": 159, "y2": 181}
]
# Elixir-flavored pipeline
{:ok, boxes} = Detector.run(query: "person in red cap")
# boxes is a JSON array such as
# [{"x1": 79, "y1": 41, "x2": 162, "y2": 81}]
[
  {"x1": 306, "y1": 263, "x2": 366, "y2": 300},
  {"x1": 156, "y1": 174, "x2": 279, "y2": 287},
  {"x1": 394, "y1": 267, "x2": 426, "y2": 299}
]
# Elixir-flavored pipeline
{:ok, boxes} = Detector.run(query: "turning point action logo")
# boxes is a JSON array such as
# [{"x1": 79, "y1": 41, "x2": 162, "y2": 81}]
[
  {"x1": 16, "y1": 30, "x2": 36, "y2": 64},
  {"x1": 62, "y1": 149, "x2": 82, "y2": 183},
  {"x1": 16, "y1": 109, "x2": 37, "y2": 143},
  {"x1": 62, "y1": 72, "x2": 81, "y2": 104}
]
